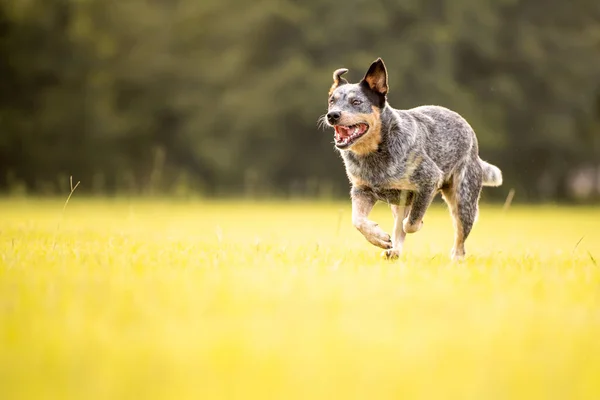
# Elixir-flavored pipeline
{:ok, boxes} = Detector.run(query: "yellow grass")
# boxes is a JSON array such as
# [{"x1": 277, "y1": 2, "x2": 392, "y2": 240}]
[{"x1": 1, "y1": 198, "x2": 600, "y2": 399}]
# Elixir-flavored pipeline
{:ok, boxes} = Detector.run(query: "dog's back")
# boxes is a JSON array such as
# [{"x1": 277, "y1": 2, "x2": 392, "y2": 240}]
[
  {"x1": 401, "y1": 105, "x2": 502, "y2": 187},
  {"x1": 394, "y1": 105, "x2": 476, "y2": 178}
]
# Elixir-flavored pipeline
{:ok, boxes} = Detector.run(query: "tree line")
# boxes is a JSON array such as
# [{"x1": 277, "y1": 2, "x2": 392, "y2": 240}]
[{"x1": 1, "y1": 0, "x2": 599, "y2": 201}]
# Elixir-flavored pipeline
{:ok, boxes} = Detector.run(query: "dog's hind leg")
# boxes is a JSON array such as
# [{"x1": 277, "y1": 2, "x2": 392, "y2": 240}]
[
  {"x1": 442, "y1": 161, "x2": 483, "y2": 260},
  {"x1": 351, "y1": 188, "x2": 392, "y2": 250}
]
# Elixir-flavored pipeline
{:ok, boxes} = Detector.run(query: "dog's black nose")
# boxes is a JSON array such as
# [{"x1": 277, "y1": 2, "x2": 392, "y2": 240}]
[{"x1": 327, "y1": 111, "x2": 341, "y2": 124}]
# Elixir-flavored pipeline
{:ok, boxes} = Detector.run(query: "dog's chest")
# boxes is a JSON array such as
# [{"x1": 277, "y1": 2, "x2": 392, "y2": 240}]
[
  {"x1": 369, "y1": 188, "x2": 413, "y2": 206},
  {"x1": 343, "y1": 152, "x2": 414, "y2": 191}
]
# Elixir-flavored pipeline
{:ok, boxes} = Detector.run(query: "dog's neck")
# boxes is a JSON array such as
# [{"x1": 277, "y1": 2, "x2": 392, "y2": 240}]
[{"x1": 379, "y1": 104, "x2": 399, "y2": 140}]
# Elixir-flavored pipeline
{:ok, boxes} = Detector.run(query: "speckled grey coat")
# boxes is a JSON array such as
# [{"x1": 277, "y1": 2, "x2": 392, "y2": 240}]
[{"x1": 323, "y1": 58, "x2": 502, "y2": 260}]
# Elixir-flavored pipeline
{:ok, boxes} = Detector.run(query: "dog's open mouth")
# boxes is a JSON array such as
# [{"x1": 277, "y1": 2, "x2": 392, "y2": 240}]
[{"x1": 334, "y1": 123, "x2": 369, "y2": 148}]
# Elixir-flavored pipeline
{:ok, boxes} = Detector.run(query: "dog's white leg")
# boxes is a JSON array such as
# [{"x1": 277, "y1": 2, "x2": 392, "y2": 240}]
[
  {"x1": 382, "y1": 204, "x2": 410, "y2": 260},
  {"x1": 351, "y1": 189, "x2": 392, "y2": 250}
]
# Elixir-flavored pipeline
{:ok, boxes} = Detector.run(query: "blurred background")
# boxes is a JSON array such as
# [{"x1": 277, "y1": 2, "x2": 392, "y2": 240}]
[{"x1": 0, "y1": 0, "x2": 599, "y2": 203}]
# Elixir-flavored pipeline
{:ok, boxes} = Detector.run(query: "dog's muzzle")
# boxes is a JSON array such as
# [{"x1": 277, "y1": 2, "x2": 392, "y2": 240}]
[{"x1": 327, "y1": 111, "x2": 341, "y2": 124}]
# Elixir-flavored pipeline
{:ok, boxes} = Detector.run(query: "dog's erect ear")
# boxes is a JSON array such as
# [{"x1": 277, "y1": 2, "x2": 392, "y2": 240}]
[
  {"x1": 329, "y1": 68, "x2": 349, "y2": 96},
  {"x1": 361, "y1": 58, "x2": 388, "y2": 96}
]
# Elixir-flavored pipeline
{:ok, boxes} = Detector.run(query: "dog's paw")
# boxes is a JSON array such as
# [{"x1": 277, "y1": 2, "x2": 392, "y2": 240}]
[
  {"x1": 356, "y1": 220, "x2": 392, "y2": 249},
  {"x1": 451, "y1": 247, "x2": 466, "y2": 261},
  {"x1": 368, "y1": 226, "x2": 392, "y2": 249},
  {"x1": 403, "y1": 217, "x2": 423, "y2": 234},
  {"x1": 367, "y1": 232, "x2": 392, "y2": 249},
  {"x1": 381, "y1": 248, "x2": 401, "y2": 260}
]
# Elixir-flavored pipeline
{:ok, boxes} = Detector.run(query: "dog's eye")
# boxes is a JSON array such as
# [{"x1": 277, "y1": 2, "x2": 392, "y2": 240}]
[
  {"x1": 351, "y1": 99, "x2": 362, "y2": 106},
  {"x1": 329, "y1": 98, "x2": 335, "y2": 105}
]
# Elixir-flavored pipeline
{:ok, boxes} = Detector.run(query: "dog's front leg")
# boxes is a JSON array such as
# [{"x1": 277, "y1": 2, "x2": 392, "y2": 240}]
[
  {"x1": 403, "y1": 183, "x2": 437, "y2": 233},
  {"x1": 402, "y1": 157, "x2": 443, "y2": 234},
  {"x1": 382, "y1": 203, "x2": 411, "y2": 259},
  {"x1": 351, "y1": 188, "x2": 392, "y2": 249}
]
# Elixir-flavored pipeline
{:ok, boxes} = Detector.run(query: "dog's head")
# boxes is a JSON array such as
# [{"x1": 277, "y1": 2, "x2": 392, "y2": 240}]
[{"x1": 325, "y1": 58, "x2": 388, "y2": 152}]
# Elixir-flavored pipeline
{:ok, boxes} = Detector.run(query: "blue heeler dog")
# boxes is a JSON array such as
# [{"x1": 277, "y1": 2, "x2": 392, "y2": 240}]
[{"x1": 323, "y1": 58, "x2": 503, "y2": 260}]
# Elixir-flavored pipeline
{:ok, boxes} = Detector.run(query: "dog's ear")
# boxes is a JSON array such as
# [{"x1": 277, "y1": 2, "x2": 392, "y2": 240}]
[
  {"x1": 361, "y1": 58, "x2": 388, "y2": 96},
  {"x1": 329, "y1": 68, "x2": 349, "y2": 96}
]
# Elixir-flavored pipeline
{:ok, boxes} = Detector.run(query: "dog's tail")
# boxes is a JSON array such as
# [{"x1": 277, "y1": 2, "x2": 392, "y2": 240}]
[{"x1": 479, "y1": 159, "x2": 503, "y2": 187}]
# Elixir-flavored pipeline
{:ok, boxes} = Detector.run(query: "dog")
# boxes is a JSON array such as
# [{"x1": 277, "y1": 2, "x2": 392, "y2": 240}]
[{"x1": 322, "y1": 58, "x2": 503, "y2": 260}]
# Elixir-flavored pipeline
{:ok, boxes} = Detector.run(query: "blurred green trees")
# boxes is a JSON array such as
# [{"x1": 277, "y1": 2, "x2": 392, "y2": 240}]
[{"x1": 1, "y1": 0, "x2": 599, "y2": 201}]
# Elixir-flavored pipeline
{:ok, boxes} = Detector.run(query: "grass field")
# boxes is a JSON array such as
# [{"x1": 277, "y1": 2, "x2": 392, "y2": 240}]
[{"x1": 1, "y1": 197, "x2": 600, "y2": 399}]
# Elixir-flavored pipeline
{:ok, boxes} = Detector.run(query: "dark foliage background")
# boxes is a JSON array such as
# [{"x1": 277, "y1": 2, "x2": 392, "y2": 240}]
[{"x1": 1, "y1": 0, "x2": 599, "y2": 201}]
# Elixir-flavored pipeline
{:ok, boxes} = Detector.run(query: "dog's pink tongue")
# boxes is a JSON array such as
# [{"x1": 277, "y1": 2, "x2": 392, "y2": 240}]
[{"x1": 335, "y1": 126, "x2": 351, "y2": 138}]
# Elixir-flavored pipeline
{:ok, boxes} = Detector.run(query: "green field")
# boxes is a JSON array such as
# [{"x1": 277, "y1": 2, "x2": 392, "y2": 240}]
[{"x1": 1, "y1": 198, "x2": 600, "y2": 399}]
